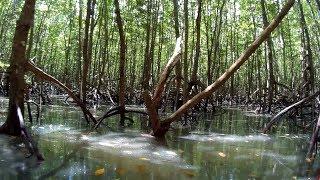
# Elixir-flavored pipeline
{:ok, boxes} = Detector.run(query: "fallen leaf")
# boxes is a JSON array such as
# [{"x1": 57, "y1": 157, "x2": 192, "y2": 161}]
[
  {"x1": 178, "y1": 149, "x2": 184, "y2": 154},
  {"x1": 218, "y1": 152, "x2": 226, "y2": 158},
  {"x1": 94, "y1": 168, "x2": 105, "y2": 176}
]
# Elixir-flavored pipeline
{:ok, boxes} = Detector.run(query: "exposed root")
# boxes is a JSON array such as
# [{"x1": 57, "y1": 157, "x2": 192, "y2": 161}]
[{"x1": 263, "y1": 90, "x2": 320, "y2": 133}]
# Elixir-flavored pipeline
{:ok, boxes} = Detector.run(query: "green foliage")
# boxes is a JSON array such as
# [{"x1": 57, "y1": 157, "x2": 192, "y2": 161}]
[{"x1": 0, "y1": 0, "x2": 319, "y2": 97}]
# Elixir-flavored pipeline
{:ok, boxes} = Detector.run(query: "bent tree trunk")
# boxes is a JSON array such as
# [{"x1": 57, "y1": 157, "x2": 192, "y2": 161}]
[
  {"x1": 146, "y1": 0, "x2": 295, "y2": 137},
  {"x1": 0, "y1": 0, "x2": 36, "y2": 135}
]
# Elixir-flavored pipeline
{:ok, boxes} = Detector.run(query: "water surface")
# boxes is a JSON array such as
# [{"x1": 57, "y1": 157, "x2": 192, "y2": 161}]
[{"x1": 0, "y1": 103, "x2": 317, "y2": 179}]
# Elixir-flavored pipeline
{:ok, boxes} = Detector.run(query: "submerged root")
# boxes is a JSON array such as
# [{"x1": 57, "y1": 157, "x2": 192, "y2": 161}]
[
  {"x1": 94, "y1": 106, "x2": 148, "y2": 129},
  {"x1": 0, "y1": 104, "x2": 44, "y2": 161}
]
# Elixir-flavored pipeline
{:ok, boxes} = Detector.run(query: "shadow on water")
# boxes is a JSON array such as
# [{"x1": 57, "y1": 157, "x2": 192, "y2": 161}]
[{"x1": 0, "y1": 101, "x2": 318, "y2": 179}]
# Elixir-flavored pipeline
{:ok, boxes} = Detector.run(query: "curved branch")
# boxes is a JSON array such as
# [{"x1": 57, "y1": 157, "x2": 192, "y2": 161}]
[
  {"x1": 26, "y1": 61, "x2": 97, "y2": 124},
  {"x1": 263, "y1": 90, "x2": 320, "y2": 133}
]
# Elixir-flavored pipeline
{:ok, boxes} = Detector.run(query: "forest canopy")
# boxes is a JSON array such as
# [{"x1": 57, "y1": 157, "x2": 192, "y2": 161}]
[{"x1": 0, "y1": 0, "x2": 318, "y2": 98}]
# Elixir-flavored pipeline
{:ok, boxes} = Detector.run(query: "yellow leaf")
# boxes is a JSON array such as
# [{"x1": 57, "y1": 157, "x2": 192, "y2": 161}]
[
  {"x1": 218, "y1": 152, "x2": 226, "y2": 158},
  {"x1": 178, "y1": 149, "x2": 184, "y2": 154},
  {"x1": 94, "y1": 168, "x2": 105, "y2": 176}
]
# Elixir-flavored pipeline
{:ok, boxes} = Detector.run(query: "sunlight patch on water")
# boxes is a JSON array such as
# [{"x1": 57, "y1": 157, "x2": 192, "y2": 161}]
[
  {"x1": 78, "y1": 133, "x2": 195, "y2": 169},
  {"x1": 32, "y1": 124, "x2": 73, "y2": 135},
  {"x1": 56, "y1": 162, "x2": 88, "y2": 177},
  {"x1": 180, "y1": 132, "x2": 272, "y2": 143}
]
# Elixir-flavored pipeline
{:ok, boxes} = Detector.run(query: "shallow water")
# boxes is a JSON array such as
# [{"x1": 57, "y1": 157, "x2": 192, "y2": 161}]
[{"x1": 0, "y1": 103, "x2": 318, "y2": 179}]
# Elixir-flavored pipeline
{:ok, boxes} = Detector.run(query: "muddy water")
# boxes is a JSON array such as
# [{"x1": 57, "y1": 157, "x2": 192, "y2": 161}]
[{"x1": 0, "y1": 103, "x2": 318, "y2": 179}]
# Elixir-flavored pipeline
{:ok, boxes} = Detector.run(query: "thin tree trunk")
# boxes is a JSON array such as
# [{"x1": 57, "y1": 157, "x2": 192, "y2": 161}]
[
  {"x1": 298, "y1": 0, "x2": 315, "y2": 98},
  {"x1": 114, "y1": 0, "x2": 127, "y2": 123},
  {"x1": 142, "y1": 0, "x2": 152, "y2": 90},
  {"x1": 172, "y1": 0, "x2": 182, "y2": 110},
  {"x1": 183, "y1": 0, "x2": 189, "y2": 103},
  {"x1": 191, "y1": 0, "x2": 202, "y2": 82},
  {"x1": 78, "y1": 0, "x2": 83, "y2": 96},
  {"x1": 261, "y1": 0, "x2": 275, "y2": 113}
]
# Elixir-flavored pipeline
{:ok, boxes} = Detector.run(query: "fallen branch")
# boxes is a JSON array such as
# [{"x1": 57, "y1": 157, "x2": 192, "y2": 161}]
[
  {"x1": 26, "y1": 61, "x2": 97, "y2": 124},
  {"x1": 263, "y1": 90, "x2": 320, "y2": 133}
]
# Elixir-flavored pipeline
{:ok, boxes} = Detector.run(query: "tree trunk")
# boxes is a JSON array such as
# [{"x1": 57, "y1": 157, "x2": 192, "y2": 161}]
[
  {"x1": 0, "y1": 0, "x2": 36, "y2": 135},
  {"x1": 261, "y1": 0, "x2": 275, "y2": 113},
  {"x1": 82, "y1": 0, "x2": 96, "y2": 105},
  {"x1": 298, "y1": 0, "x2": 315, "y2": 98},
  {"x1": 114, "y1": 0, "x2": 127, "y2": 123},
  {"x1": 182, "y1": 0, "x2": 189, "y2": 103},
  {"x1": 191, "y1": 0, "x2": 202, "y2": 82},
  {"x1": 142, "y1": 0, "x2": 152, "y2": 90},
  {"x1": 77, "y1": 0, "x2": 83, "y2": 95},
  {"x1": 172, "y1": 0, "x2": 182, "y2": 111}
]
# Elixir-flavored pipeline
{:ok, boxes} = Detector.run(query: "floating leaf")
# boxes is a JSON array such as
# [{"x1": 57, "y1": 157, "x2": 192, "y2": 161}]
[
  {"x1": 178, "y1": 149, "x2": 184, "y2": 154},
  {"x1": 94, "y1": 168, "x2": 105, "y2": 176},
  {"x1": 139, "y1": 157, "x2": 150, "y2": 161},
  {"x1": 218, "y1": 152, "x2": 226, "y2": 157}
]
